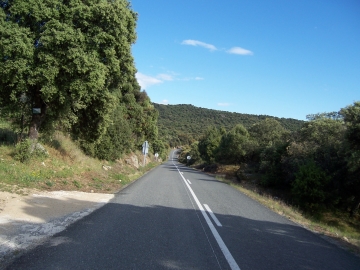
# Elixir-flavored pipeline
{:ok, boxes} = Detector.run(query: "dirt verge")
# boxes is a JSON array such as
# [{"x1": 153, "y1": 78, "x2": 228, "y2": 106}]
[{"x1": 0, "y1": 190, "x2": 114, "y2": 266}]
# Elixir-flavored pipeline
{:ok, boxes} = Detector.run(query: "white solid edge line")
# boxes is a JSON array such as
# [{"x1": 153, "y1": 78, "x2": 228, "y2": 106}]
[
  {"x1": 173, "y1": 161, "x2": 240, "y2": 270},
  {"x1": 204, "y1": 204, "x2": 222, "y2": 227}
]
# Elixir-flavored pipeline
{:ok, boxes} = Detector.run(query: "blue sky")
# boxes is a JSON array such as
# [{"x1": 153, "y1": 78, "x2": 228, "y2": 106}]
[{"x1": 130, "y1": 0, "x2": 360, "y2": 120}]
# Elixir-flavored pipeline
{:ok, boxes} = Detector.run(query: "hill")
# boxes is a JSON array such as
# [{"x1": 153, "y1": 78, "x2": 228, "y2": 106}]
[{"x1": 153, "y1": 103, "x2": 304, "y2": 146}]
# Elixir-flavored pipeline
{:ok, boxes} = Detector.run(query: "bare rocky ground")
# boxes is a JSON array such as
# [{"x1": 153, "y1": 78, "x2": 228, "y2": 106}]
[{"x1": 0, "y1": 190, "x2": 114, "y2": 266}]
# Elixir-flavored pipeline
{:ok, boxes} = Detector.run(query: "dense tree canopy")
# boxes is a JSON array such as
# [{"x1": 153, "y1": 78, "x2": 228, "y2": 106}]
[
  {"x1": 198, "y1": 126, "x2": 221, "y2": 164},
  {"x1": 248, "y1": 118, "x2": 289, "y2": 148},
  {"x1": 216, "y1": 124, "x2": 249, "y2": 164},
  {"x1": 340, "y1": 102, "x2": 360, "y2": 215},
  {"x1": 0, "y1": 0, "x2": 162, "y2": 160},
  {"x1": 154, "y1": 103, "x2": 304, "y2": 147},
  {"x1": 0, "y1": 0, "x2": 139, "y2": 142}
]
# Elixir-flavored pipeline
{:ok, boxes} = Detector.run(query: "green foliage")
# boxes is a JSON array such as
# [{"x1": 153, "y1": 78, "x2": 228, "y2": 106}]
[
  {"x1": 89, "y1": 105, "x2": 133, "y2": 160},
  {"x1": 242, "y1": 139, "x2": 261, "y2": 163},
  {"x1": 0, "y1": 1, "x2": 163, "y2": 161},
  {"x1": 0, "y1": 0, "x2": 139, "y2": 142},
  {"x1": 154, "y1": 103, "x2": 303, "y2": 147},
  {"x1": 0, "y1": 120, "x2": 17, "y2": 145},
  {"x1": 299, "y1": 118, "x2": 345, "y2": 149},
  {"x1": 342, "y1": 102, "x2": 360, "y2": 149},
  {"x1": 341, "y1": 101, "x2": 360, "y2": 172},
  {"x1": 340, "y1": 102, "x2": 360, "y2": 215},
  {"x1": 186, "y1": 101, "x2": 360, "y2": 215},
  {"x1": 292, "y1": 161, "x2": 331, "y2": 212},
  {"x1": 178, "y1": 142, "x2": 202, "y2": 165},
  {"x1": 259, "y1": 142, "x2": 289, "y2": 188},
  {"x1": 216, "y1": 124, "x2": 249, "y2": 164},
  {"x1": 73, "y1": 180, "x2": 81, "y2": 189},
  {"x1": 278, "y1": 118, "x2": 346, "y2": 188},
  {"x1": 14, "y1": 139, "x2": 31, "y2": 163},
  {"x1": 188, "y1": 141, "x2": 202, "y2": 165},
  {"x1": 249, "y1": 118, "x2": 289, "y2": 148},
  {"x1": 13, "y1": 139, "x2": 49, "y2": 163},
  {"x1": 306, "y1": 111, "x2": 343, "y2": 121},
  {"x1": 151, "y1": 138, "x2": 167, "y2": 160},
  {"x1": 198, "y1": 126, "x2": 221, "y2": 164}
]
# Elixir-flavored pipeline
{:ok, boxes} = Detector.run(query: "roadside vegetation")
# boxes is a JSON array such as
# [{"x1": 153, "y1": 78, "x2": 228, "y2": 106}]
[
  {"x1": 0, "y1": 119, "x2": 160, "y2": 195},
  {"x1": 216, "y1": 166, "x2": 360, "y2": 254},
  {"x1": 0, "y1": 0, "x2": 168, "y2": 196},
  {"x1": 0, "y1": 0, "x2": 168, "y2": 163},
  {"x1": 178, "y1": 101, "x2": 360, "y2": 253}
]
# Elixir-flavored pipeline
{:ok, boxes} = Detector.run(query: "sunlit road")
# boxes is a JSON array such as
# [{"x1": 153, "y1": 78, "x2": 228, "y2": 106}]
[{"x1": 6, "y1": 151, "x2": 360, "y2": 269}]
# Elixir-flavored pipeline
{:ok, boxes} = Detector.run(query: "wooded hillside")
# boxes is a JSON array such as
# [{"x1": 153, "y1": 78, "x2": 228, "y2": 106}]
[
  {"x1": 0, "y1": 0, "x2": 167, "y2": 161},
  {"x1": 154, "y1": 103, "x2": 304, "y2": 146}
]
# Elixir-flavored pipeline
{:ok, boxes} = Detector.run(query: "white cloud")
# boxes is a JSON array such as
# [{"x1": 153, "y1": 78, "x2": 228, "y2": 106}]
[
  {"x1": 136, "y1": 72, "x2": 162, "y2": 89},
  {"x1": 182, "y1": 40, "x2": 217, "y2": 51},
  {"x1": 218, "y1": 103, "x2": 231, "y2": 106},
  {"x1": 180, "y1": 76, "x2": 205, "y2": 81},
  {"x1": 136, "y1": 71, "x2": 204, "y2": 89},
  {"x1": 157, "y1": 74, "x2": 174, "y2": 81},
  {"x1": 160, "y1": 99, "x2": 169, "y2": 105},
  {"x1": 226, "y1": 47, "x2": 253, "y2": 55}
]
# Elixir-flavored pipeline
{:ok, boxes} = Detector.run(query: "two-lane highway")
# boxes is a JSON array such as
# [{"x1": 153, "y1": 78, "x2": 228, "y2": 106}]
[{"x1": 6, "y1": 151, "x2": 360, "y2": 269}]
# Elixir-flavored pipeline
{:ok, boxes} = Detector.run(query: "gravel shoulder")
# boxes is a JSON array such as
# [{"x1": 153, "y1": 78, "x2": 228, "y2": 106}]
[{"x1": 0, "y1": 190, "x2": 114, "y2": 266}]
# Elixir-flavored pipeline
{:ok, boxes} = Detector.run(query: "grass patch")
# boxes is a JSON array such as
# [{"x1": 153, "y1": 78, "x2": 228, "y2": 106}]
[
  {"x1": 0, "y1": 130, "x2": 162, "y2": 194},
  {"x1": 45, "y1": 181, "x2": 54, "y2": 187},
  {"x1": 72, "y1": 180, "x2": 81, "y2": 189},
  {"x1": 112, "y1": 173, "x2": 130, "y2": 185},
  {"x1": 91, "y1": 177, "x2": 104, "y2": 190}
]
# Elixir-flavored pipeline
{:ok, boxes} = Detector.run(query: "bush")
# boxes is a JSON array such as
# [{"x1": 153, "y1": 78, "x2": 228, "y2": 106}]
[
  {"x1": 14, "y1": 139, "x2": 49, "y2": 163},
  {"x1": 203, "y1": 164, "x2": 219, "y2": 173},
  {"x1": 292, "y1": 161, "x2": 330, "y2": 212},
  {"x1": 235, "y1": 167, "x2": 249, "y2": 182},
  {"x1": 14, "y1": 139, "x2": 31, "y2": 163},
  {"x1": 259, "y1": 143, "x2": 289, "y2": 188}
]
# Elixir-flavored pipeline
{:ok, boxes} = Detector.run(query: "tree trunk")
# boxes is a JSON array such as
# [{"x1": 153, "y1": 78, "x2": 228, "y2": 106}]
[
  {"x1": 349, "y1": 197, "x2": 360, "y2": 218},
  {"x1": 28, "y1": 91, "x2": 46, "y2": 140}
]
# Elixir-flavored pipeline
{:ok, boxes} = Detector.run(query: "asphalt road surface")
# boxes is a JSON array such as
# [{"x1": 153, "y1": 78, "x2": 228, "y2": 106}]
[{"x1": 6, "y1": 151, "x2": 360, "y2": 269}]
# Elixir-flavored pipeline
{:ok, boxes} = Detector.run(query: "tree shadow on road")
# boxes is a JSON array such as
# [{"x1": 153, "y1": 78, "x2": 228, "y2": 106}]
[{"x1": 6, "y1": 199, "x2": 360, "y2": 270}]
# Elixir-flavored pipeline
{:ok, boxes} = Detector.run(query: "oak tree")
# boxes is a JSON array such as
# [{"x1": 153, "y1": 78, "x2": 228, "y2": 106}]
[{"x1": 0, "y1": 0, "x2": 138, "y2": 142}]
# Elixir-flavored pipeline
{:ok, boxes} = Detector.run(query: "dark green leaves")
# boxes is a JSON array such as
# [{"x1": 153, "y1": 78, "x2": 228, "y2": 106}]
[{"x1": 0, "y1": 0, "x2": 144, "y2": 144}]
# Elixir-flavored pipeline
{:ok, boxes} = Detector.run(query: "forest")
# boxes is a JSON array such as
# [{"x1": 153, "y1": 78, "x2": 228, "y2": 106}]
[
  {"x1": 178, "y1": 103, "x2": 360, "y2": 217},
  {"x1": 154, "y1": 103, "x2": 304, "y2": 147}
]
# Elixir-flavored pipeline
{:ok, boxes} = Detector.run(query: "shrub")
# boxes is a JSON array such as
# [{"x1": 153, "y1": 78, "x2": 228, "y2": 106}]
[
  {"x1": 235, "y1": 167, "x2": 248, "y2": 182},
  {"x1": 203, "y1": 164, "x2": 219, "y2": 173},
  {"x1": 14, "y1": 139, "x2": 31, "y2": 163},
  {"x1": 259, "y1": 143, "x2": 289, "y2": 188},
  {"x1": 292, "y1": 161, "x2": 330, "y2": 212}
]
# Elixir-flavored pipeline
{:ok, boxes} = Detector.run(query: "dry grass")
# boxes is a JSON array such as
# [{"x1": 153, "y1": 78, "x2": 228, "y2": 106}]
[{"x1": 0, "y1": 132, "x2": 160, "y2": 194}]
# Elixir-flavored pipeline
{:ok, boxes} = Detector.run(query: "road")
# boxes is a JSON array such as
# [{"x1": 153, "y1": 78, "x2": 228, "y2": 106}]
[{"x1": 6, "y1": 151, "x2": 360, "y2": 269}]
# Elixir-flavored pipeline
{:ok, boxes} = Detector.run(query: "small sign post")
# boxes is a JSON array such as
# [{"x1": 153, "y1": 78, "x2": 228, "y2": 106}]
[
  {"x1": 142, "y1": 141, "x2": 149, "y2": 166},
  {"x1": 155, "y1": 152, "x2": 159, "y2": 161},
  {"x1": 187, "y1": 155, "x2": 191, "y2": 166},
  {"x1": 32, "y1": 108, "x2": 41, "y2": 114}
]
